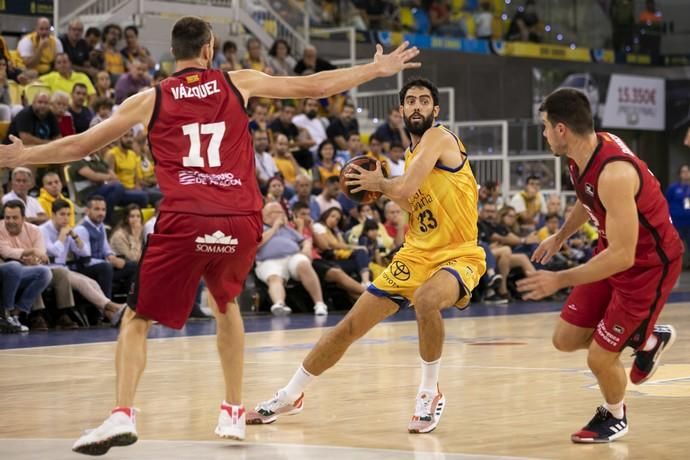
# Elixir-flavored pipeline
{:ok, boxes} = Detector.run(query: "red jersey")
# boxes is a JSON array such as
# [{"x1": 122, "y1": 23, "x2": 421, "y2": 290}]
[
  {"x1": 568, "y1": 132, "x2": 682, "y2": 271},
  {"x1": 148, "y1": 68, "x2": 262, "y2": 216}
]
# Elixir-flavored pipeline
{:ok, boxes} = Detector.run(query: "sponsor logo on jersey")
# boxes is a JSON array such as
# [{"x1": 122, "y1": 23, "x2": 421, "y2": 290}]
[
  {"x1": 585, "y1": 183, "x2": 595, "y2": 196},
  {"x1": 185, "y1": 74, "x2": 200, "y2": 84},
  {"x1": 613, "y1": 324, "x2": 625, "y2": 334},
  {"x1": 195, "y1": 231, "x2": 238, "y2": 254},
  {"x1": 179, "y1": 171, "x2": 243, "y2": 187},
  {"x1": 171, "y1": 80, "x2": 220, "y2": 100}
]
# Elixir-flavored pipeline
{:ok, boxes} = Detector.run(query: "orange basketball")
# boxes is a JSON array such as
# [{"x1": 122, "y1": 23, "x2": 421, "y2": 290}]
[{"x1": 339, "y1": 155, "x2": 389, "y2": 204}]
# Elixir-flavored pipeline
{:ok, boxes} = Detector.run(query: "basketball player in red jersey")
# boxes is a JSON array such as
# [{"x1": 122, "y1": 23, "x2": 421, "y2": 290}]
[
  {"x1": 518, "y1": 89, "x2": 682, "y2": 443},
  {"x1": 0, "y1": 17, "x2": 420, "y2": 455}
]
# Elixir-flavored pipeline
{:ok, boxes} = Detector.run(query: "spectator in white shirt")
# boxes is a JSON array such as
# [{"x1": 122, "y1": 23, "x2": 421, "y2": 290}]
[
  {"x1": 1, "y1": 167, "x2": 48, "y2": 225},
  {"x1": 253, "y1": 129, "x2": 278, "y2": 190},
  {"x1": 315, "y1": 176, "x2": 342, "y2": 216},
  {"x1": 292, "y1": 98, "x2": 328, "y2": 156}
]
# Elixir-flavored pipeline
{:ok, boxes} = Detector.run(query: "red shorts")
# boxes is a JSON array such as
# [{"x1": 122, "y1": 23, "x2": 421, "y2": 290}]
[
  {"x1": 129, "y1": 211, "x2": 262, "y2": 329},
  {"x1": 561, "y1": 257, "x2": 681, "y2": 352}
]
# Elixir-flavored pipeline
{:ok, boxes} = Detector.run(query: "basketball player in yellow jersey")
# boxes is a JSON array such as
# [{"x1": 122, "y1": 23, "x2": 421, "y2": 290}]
[{"x1": 248, "y1": 78, "x2": 485, "y2": 434}]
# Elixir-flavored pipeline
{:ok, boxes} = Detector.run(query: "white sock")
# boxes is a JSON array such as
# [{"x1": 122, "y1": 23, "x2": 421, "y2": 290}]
[
  {"x1": 418, "y1": 358, "x2": 441, "y2": 394},
  {"x1": 642, "y1": 334, "x2": 658, "y2": 351},
  {"x1": 604, "y1": 400, "x2": 625, "y2": 419},
  {"x1": 281, "y1": 365, "x2": 314, "y2": 401}
]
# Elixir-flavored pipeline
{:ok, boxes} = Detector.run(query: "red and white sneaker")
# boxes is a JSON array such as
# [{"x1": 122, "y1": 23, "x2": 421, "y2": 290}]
[
  {"x1": 72, "y1": 407, "x2": 138, "y2": 456},
  {"x1": 408, "y1": 386, "x2": 446, "y2": 434},
  {"x1": 215, "y1": 402, "x2": 246, "y2": 440},
  {"x1": 246, "y1": 390, "x2": 304, "y2": 424}
]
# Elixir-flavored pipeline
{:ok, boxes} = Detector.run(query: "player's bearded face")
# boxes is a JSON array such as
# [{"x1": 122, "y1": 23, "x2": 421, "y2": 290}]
[{"x1": 403, "y1": 108, "x2": 434, "y2": 136}]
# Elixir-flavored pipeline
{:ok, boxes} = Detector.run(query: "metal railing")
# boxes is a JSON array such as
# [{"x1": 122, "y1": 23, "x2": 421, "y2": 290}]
[{"x1": 59, "y1": 0, "x2": 133, "y2": 29}]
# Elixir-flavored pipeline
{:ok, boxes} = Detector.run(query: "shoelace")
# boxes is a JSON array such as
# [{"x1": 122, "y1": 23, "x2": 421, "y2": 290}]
[{"x1": 414, "y1": 394, "x2": 433, "y2": 419}]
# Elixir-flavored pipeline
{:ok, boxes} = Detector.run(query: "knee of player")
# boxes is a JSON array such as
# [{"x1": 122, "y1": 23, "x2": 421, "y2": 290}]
[
  {"x1": 412, "y1": 291, "x2": 442, "y2": 315},
  {"x1": 552, "y1": 332, "x2": 578, "y2": 352}
]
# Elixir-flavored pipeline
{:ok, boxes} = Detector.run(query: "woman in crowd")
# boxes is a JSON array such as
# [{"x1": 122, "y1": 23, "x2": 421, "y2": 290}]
[{"x1": 110, "y1": 204, "x2": 144, "y2": 263}]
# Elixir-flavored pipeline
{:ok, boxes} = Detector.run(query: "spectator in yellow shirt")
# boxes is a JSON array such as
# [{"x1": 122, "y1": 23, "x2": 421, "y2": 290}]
[
  {"x1": 272, "y1": 133, "x2": 300, "y2": 188},
  {"x1": 105, "y1": 129, "x2": 148, "y2": 206},
  {"x1": 38, "y1": 171, "x2": 76, "y2": 228},
  {"x1": 17, "y1": 17, "x2": 63, "y2": 75},
  {"x1": 40, "y1": 53, "x2": 96, "y2": 105}
]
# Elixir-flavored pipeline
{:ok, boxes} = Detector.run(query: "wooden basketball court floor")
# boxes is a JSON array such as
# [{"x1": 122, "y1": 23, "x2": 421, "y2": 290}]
[{"x1": 2, "y1": 297, "x2": 690, "y2": 460}]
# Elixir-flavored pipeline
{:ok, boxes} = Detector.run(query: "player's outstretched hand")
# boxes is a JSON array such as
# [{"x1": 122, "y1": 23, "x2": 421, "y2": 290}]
[
  {"x1": 345, "y1": 161, "x2": 384, "y2": 193},
  {"x1": 373, "y1": 42, "x2": 421, "y2": 77},
  {"x1": 516, "y1": 270, "x2": 561, "y2": 301},
  {"x1": 0, "y1": 135, "x2": 26, "y2": 169},
  {"x1": 530, "y1": 233, "x2": 564, "y2": 265}
]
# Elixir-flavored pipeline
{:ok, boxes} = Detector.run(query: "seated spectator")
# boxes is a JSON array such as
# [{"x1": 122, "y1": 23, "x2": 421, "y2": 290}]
[
  {"x1": 382, "y1": 200, "x2": 407, "y2": 248},
  {"x1": 505, "y1": 0, "x2": 542, "y2": 42},
  {"x1": 272, "y1": 133, "x2": 301, "y2": 188},
  {"x1": 50, "y1": 91, "x2": 76, "y2": 137},
  {"x1": 69, "y1": 83, "x2": 94, "y2": 133},
  {"x1": 312, "y1": 206, "x2": 372, "y2": 286},
  {"x1": 248, "y1": 102, "x2": 268, "y2": 132},
  {"x1": 0, "y1": 58, "x2": 12, "y2": 122},
  {"x1": 105, "y1": 129, "x2": 150, "y2": 205},
  {"x1": 135, "y1": 138, "x2": 161, "y2": 203},
  {"x1": 2, "y1": 167, "x2": 48, "y2": 225},
  {"x1": 40, "y1": 199, "x2": 125, "y2": 325},
  {"x1": 537, "y1": 212, "x2": 561, "y2": 241},
  {"x1": 114, "y1": 58, "x2": 150, "y2": 104},
  {"x1": 387, "y1": 142, "x2": 406, "y2": 177},
  {"x1": 364, "y1": 134, "x2": 388, "y2": 166},
  {"x1": 265, "y1": 175, "x2": 291, "y2": 216},
  {"x1": 509, "y1": 175, "x2": 546, "y2": 232},
  {"x1": 6, "y1": 92, "x2": 60, "y2": 146},
  {"x1": 288, "y1": 174, "x2": 321, "y2": 221},
  {"x1": 326, "y1": 102, "x2": 359, "y2": 151},
  {"x1": 109, "y1": 204, "x2": 144, "y2": 263},
  {"x1": 312, "y1": 139, "x2": 341, "y2": 191},
  {"x1": 74, "y1": 196, "x2": 137, "y2": 299},
  {"x1": 219, "y1": 40, "x2": 242, "y2": 71},
  {"x1": 292, "y1": 202, "x2": 364, "y2": 301},
  {"x1": 102, "y1": 24, "x2": 126, "y2": 79},
  {"x1": 478, "y1": 180, "x2": 504, "y2": 208},
  {"x1": 428, "y1": 0, "x2": 467, "y2": 37},
  {"x1": 347, "y1": 203, "x2": 394, "y2": 252},
  {"x1": 294, "y1": 45, "x2": 336, "y2": 76},
  {"x1": 477, "y1": 202, "x2": 536, "y2": 299},
  {"x1": 292, "y1": 98, "x2": 328, "y2": 156},
  {"x1": 537, "y1": 193, "x2": 563, "y2": 227},
  {"x1": 0, "y1": 37, "x2": 21, "y2": 82},
  {"x1": 17, "y1": 17, "x2": 64, "y2": 75},
  {"x1": 269, "y1": 103, "x2": 315, "y2": 170},
  {"x1": 357, "y1": 218, "x2": 386, "y2": 266},
  {"x1": 39, "y1": 53, "x2": 95, "y2": 100},
  {"x1": 59, "y1": 19, "x2": 98, "y2": 78},
  {"x1": 0, "y1": 200, "x2": 79, "y2": 329},
  {"x1": 266, "y1": 39, "x2": 296, "y2": 76},
  {"x1": 374, "y1": 107, "x2": 410, "y2": 150},
  {"x1": 121, "y1": 25, "x2": 155, "y2": 70},
  {"x1": 70, "y1": 145, "x2": 145, "y2": 224},
  {"x1": 496, "y1": 205, "x2": 539, "y2": 254},
  {"x1": 94, "y1": 71, "x2": 115, "y2": 100},
  {"x1": 0, "y1": 258, "x2": 52, "y2": 333},
  {"x1": 242, "y1": 37, "x2": 269, "y2": 72},
  {"x1": 89, "y1": 97, "x2": 114, "y2": 127},
  {"x1": 253, "y1": 129, "x2": 278, "y2": 191},
  {"x1": 315, "y1": 176, "x2": 342, "y2": 216},
  {"x1": 38, "y1": 171, "x2": 76, "y2": 227},
  {"x1": 256, "y1": 202, "x2": 329, "y2": 316}
]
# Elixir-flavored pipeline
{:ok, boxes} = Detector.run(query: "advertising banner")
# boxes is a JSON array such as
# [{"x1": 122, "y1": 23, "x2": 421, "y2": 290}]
[{"x1": 601, "y1": 74, "x2": 665, "y2": 131}]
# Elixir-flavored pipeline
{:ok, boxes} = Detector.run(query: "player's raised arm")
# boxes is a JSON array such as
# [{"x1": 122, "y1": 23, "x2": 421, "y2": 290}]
[
  {"x1": 229, "y1": 42, "x2": 420, "y2": 101},
  {"x1": 0, "y1": 89, "x2": 155, "y2": 168}
]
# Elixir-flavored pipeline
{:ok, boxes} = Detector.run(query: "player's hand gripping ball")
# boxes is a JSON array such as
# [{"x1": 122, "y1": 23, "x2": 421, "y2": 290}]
[{"x1": 340, "y1": 156, "x2": 389, "y2": 204}]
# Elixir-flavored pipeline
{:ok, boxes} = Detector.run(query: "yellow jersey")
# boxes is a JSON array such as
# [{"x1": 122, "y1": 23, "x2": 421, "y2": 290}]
[{"x1": 403, "y1": 125, "x2": 481, "y2": 256}]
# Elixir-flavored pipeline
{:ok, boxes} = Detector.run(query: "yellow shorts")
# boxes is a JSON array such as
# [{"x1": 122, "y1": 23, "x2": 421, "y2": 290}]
[{"x1": 368, "y1": 245, "x2": 486, "y2": 309}]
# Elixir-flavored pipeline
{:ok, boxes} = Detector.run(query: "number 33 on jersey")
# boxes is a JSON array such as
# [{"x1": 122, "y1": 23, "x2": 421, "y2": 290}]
[{"x1": 148, "y1": 68, "x2": 263, "y2": 216}]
